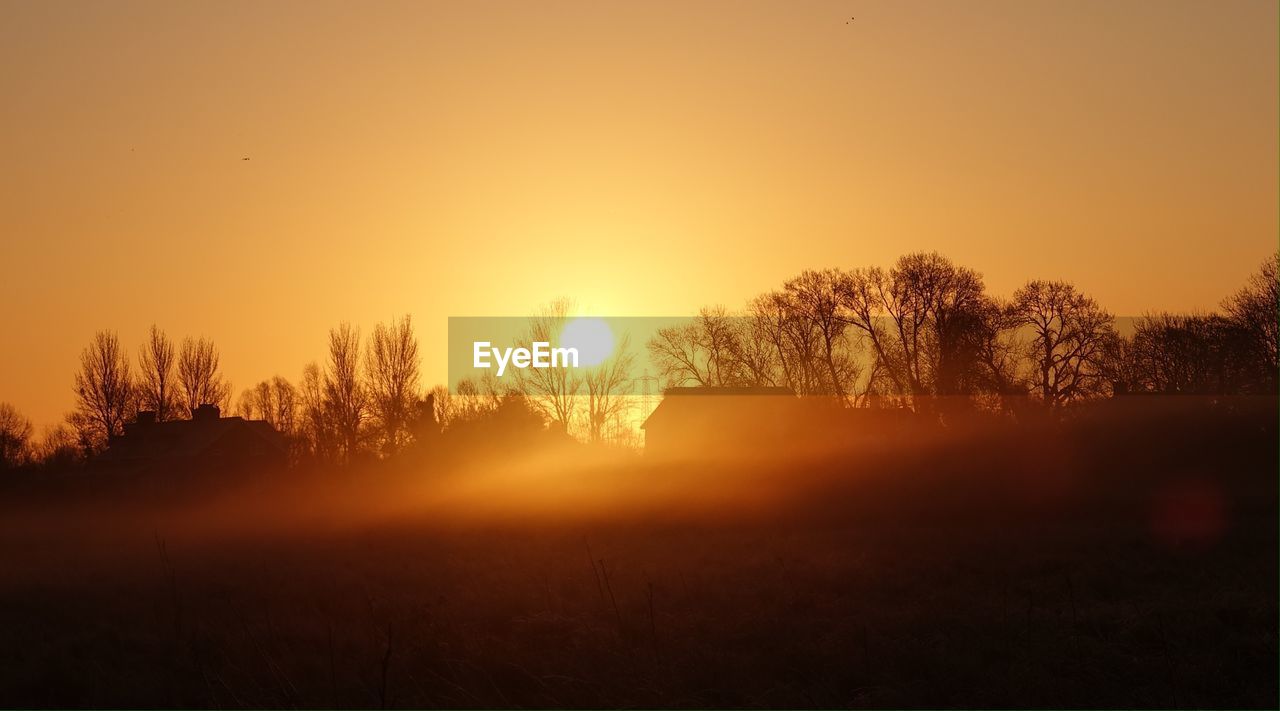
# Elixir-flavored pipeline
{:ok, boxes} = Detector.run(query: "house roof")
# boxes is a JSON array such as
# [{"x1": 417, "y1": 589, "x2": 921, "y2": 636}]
[
  {"x1": 641, "y1": 386, "x2": 796, "y2": 430},
  {"x1": 101, "y1": 415, "x2": 286, "y2": 462},
  {"x1": 660, "y1": 386, "x2": 794, "y2": 397}
]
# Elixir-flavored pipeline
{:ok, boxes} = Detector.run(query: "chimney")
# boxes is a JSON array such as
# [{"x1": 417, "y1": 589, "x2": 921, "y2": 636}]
[
  {"x1": 192, "y1": 403, "x2": 221, "y2": 422},
  {"x1": 135, "y1": 410, "x2": 157, "y2": 425}
]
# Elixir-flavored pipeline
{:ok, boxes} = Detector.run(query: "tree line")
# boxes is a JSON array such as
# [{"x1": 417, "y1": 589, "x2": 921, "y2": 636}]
[
  {"x1": 648, "y1": 252, "x2": 1277, "y2": 414},
  {"x1": 0, "y1": 252, "x2": 1274, "y2": 470},
  {"x1": 0, "y1": 317, "x2": 426, "y2": 469}
]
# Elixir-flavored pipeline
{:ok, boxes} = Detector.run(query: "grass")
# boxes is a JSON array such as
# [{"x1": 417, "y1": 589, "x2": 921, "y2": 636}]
[{"x1": 0, "y1": 400, "x2": 1274, "y2": 708}]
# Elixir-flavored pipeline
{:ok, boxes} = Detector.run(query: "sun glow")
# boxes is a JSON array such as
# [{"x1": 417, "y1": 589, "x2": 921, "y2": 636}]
[{"x1": 559, "y1": 317, "x2": 615, "y2": 367}]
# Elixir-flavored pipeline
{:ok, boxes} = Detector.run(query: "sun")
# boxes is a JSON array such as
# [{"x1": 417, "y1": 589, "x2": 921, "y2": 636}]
[{"x1": 559, "y1": 317, "x2": 615, "y2": 367}]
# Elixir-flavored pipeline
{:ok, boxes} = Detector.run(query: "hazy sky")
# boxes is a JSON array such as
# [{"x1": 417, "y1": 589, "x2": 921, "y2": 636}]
[{"x1": 2, "y1": 0, "x2": 1276, "y2": 428}]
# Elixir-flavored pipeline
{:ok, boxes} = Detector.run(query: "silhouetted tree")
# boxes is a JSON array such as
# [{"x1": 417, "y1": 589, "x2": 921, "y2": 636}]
[
  {"x1": 1098, "y1": 330, "x2": 1140, "y2": 395},
  {"x1": 452, "y1": 378, "x2": 486, "y2": 423},
  {"x1": 584, "y1": 334, "x2": 637, "y2": 443},
  {"x1": 648, "y1": 320, "x2": 710, "y2": 387},
  {"x1": 238, "y1": 376, "x2": 299, "y2": 433},
  {"x1": 299, "y1": 362, "x2": 336, "y2": 462},
  {"x1": 934, "y1": 294, "x2": 1014, "y2": 403},
  {"x1": 235, "y1": 388, "x2": 254, "y2": 419},
  {"x1": 783, "y1": 269, "x2": 861, "y2": 398},
  {"x1": 844, "y1": 253, "x2": 988, "y2": 411},
  {"x1": 1126, "y1": 313, "x2": 1258, "y2": 395},
  {"x1": 1222, "y1": 254, "x2": 1278, "y2": 389},
  {"x1": 731, "y1": 297, "x2": 787, "y2": 388},
  {"x1": 427, "y1": 384, "x2": 456, "y2": 430},
  {"x1": 442, "y1": 383, "x2": 549, "y2": 449},
  {"x1": 648, "y1": 306, "x2": 747, "y2": 388},
  {"x1": 366, "y1": 315, "x2": 420, "y2": 455},
  {"x1": 269, "y1": 376, "x2": 298, "y2": 434},
  {"x1": 748, "y1": 291, "x2": 823, "y2": 394},
  {"x1": 178, "y1": 336, "x2": 231, "y2": 414},
  {"x1": 74, "y1": 331, "x2": 134, "y2": 447},
  {"x1": 0, "y1": 403, "x2": 32, "y2": 469},
  {"x1": 447, "y1": 375, "x2": 507, "y2": 427},
  {"x1": 65, "y1": 411, "x2": 98, "y2": 459},
  {"x1": 1010, "y1": 280, "x2": 1116, "y2": 408},
  {"x1": 324, "y1": 323, "x2": 367, "y2": 462},
  {"x1": 513, "y1": 299, "x2": 580, "y2": 431},
  {"x1": 968, "y1": 297, "x2": 1027, "y2": 405},
  {"x1": 405, "y1": 391, "x2": 440, "y2": 446},
  {"x1": 31, "y1": 423, "x2": 80, "y2": 468},
  {"x1": 136, "y1": 325, "x2": 179, "y2": 421}
]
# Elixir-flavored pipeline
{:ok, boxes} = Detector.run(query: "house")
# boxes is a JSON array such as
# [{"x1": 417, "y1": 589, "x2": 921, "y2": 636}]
[
  {"x1": 100, "y1": 404, "x2": 287, "y2": 469},
  {"x1": 640, "y1": 386, "x2": 927, "y2": 459},
  {"x1": 640, "y1": 386, "x2": 807, "y2": 458}
]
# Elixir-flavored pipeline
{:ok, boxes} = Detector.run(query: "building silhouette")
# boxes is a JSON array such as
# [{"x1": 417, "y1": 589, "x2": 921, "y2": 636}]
[
  {"x1": 100, "y1": 404, "x2": 287, "y2": 468},
  {"x1": 640, "y1": 386, "x2": 803, "y2": 458}
]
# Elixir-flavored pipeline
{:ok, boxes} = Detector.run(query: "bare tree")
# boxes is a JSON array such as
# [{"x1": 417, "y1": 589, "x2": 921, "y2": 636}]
[
  {"x1": 405, "y1": 390, "x2": 440, "y2": 444},
  {"x1": 513, "y1": 299, "x2": 580, "y2": 431},
  {"x1": 968, "y1": 297, "x2": 1026, "y2": 403},
  {"x1": 237, "y1": 377, "x2": 299, "y2": 433},
  {"x1": 0, "y1": 403, "x2": 33, "y2": 469},
  {"x1": 934, "y1": 294, "x2": 1012, "y2": 401},
  {"x1": 236, "y1": 388, "x2": 257, "y2": 420},
  {"x1": 648, "y1": 320, "x2": 714, "y2": 387},
  {"x1": 584, "y1": 334, "x2": 637, "y2": 444},
  {"x1": 732, "y1": 299, "x2": 786, "y2": 388},
  {"x1": 65, "y1": 410, "x2": 98, "y2": 458},
  {"x1": 695, "y1": 306, "x2": 747, "y2": 386},
  {"x1": 844, "y1": 253, "x2": 988, "y2": 410},
  {"x1": 749, "y1": 291, "x2": 823, "y2": 394},
  {"x1": 647, "y1": 306, "x2": 748, "y2": 388},
  {"x1": 1125, "y1": 312, "x2": 1258, "y2": 395},
  {"x1": 178, "y1": 336, "x2": 231, "y2": 414},
  {"x1": 1098, "y1": 330, "x2": 1140, "y2": 396},
  {"x1": 253, "y1": 380, "x2": 273, "y2": 419},
  {"x1": 366, "y1": 315, "x2": 420, "y2": 455},
  {"x1": 427, "y1": 384, "x2": 456, "y2": 430},
  {"x1": 269, "y1": 376, "x2": 298, "y2": 434},
  {"x1": 325, "y1": 323, "x2": 367, "y2": 462},
  {"x1": 299, "y1": 362, "x2": 335, "y2": 461},
  {"x1": 1010, "y1": 280, "x2": 1116, "y2": 408},
  {"x1": 74, "y1": 331, "x2": 134, "y2": 446},
  {"x1": 451, "y1": 375, "x2": 507, "y2": 424},
  {"x1": 1127, "y1": 313, "x2": 1193, "y2": 394},
  {"x1": 31, "y1": 423, "x2": 81, "y2": 468},
  {"x1": 1222, "y1": 253, "x2": 1278, "y2": 387},
  {"x1": 783, "y1": 270, "x2": 861, "y2": 399},
  {"x1": 136, "y1": 325, "x2": 178, "y2": 421}
]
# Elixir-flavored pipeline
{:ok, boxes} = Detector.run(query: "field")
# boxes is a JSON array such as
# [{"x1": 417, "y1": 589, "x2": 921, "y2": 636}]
[{"x1": 0, "y1": 400, "x2": 1275, "y2": 709}]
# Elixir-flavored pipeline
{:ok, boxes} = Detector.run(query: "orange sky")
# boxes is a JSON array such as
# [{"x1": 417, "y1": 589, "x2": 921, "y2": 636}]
[{"x1": 1, "y1": 0, "x2": 1276, "y2": 429}]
